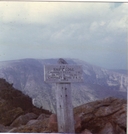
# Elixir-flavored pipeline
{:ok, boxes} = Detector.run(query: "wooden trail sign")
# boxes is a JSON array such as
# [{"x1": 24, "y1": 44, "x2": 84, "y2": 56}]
[
  {"x1": 44, "y1": 64, "x2": 83, "y2": 83},
  {"x1": 44, "y1": 60, "x2": 83, "y2": 133}
]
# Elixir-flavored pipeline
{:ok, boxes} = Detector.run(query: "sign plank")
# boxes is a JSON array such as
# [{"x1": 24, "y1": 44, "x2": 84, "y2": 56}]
[{"x1": 44, "y1": 64, "x2": 83, "y2": 83}]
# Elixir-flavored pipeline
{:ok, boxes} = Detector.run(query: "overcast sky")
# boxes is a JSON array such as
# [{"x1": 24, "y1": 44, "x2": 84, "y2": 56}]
[{"x1": 0, "y1": 2, "x2": 127, "y2": 69}]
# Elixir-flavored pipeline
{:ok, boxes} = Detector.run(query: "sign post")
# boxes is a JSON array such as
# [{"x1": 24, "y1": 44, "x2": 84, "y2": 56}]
[{"x1": 44, "y1": 61, "x2": 83, "y2": 133}]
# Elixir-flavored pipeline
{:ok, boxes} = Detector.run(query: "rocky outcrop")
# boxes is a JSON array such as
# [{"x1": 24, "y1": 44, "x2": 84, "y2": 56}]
[
  {"x1": 0, "y1": 124, "x2": 12, "y2": 132},
  {"x1": 6, "y1": 97, "x2": 127, "y2": 133},
  {"x1": 0, "y1": 78, "x2": 33, "y2": 113},
  {"x1": 74, "y1": 97, "x2": 127, "y2": 134},
  {"x1": 0, "y1": 97, "x2": 24, "y2": 126},
  {"x1": 8, "y1": 118, "x2": 50, "y2": 133},
  {"x1": 0, "y1": 78, "x2": 52, "y2": 132},
  {"x1": 10, "y1": 113, "x2": 38, "y2": 127},
  {"x1": 47, "y1": 114, "x2": 58, "y2": 132},
  {"x1": 0, "y1": 78, "x2": 127, "y2": 133},
  {"x1": 8, "y1": 114, "x2": 57, "y2": 133}
]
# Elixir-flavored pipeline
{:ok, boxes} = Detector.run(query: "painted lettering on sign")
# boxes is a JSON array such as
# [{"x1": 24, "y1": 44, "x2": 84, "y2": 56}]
[{"x1": 44, "y1": 65, "x2": 83, "y2": 83}]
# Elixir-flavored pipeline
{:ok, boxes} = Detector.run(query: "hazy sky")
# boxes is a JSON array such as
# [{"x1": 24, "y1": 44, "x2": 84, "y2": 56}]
[{"x1": 0, "y1": 2, "x2": 127, "y2": 69}]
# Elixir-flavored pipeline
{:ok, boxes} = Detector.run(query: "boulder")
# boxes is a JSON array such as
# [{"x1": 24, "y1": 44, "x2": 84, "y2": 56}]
[
  {"x1": 11, "y1": 113, "x2": 72, "y2": 133},
  {"x1": 74, "y1": 114, "x2": 82, "y2": 133},
  {"x1": 47, "y1": 114, "x2": 58, "y2": 132},
  {"x1": 81, "y1": 129, "x2": 92, "y2": 134},
  {"x1": 37, "y1": 113, "x2": 50, "y2": 120},
  {"x1": 98, "y1": 122, "x2": 126, "y2": 134},
  {"x1": 26, "y1": 119, "x2": 38, "y2": 126},
  {"x1": 0, "y1": 124, "x2": 12, "y2": 132},
  {"x1": 9, "y1": 118, "x2": 50, "y2": 133},
  {"x1": 10, "y1": 113, "x2": 38, "y2": 127},
  {"x1": 74, "y1": 97, "x2": 127, "y2": 134},
  {"x1": 111, "y1": 103, "x2": 126, "y2": 128},
  {"x1": 5, "y1": 97, "x2": 127, "y2": 133}
]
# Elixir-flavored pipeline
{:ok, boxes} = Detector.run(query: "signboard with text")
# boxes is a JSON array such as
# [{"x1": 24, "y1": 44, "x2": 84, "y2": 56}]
[{"x1": 44, "y1": 64, "x2": 83, "y2": 83}]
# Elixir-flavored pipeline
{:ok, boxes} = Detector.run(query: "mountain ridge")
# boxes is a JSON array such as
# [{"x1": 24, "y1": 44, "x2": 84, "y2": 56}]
[{"x1": 0, "y1": 58, "x2": 127, "y2": 112}]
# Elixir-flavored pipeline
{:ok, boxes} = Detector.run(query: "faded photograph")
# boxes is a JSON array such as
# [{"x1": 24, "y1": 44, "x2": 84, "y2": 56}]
[{"x1": 0, "y1": 2, "x2": 127, "y2": 133}]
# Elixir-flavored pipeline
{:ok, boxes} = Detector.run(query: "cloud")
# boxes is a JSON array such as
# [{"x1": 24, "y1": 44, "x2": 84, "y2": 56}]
[
  {"x1": 0, "y1": 2, "x2": 127, "y2": 44},
  {"x1": 0, "y1": 2, "x2": 127, "y2": 69},
  {"x1": 0, "y1": 2, "x2": 127, "y2": 34}
]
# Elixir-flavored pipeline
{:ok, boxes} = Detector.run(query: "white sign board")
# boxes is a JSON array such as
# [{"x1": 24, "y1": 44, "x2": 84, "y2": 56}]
[{"x1": 44, "y1": 64, "x2": 83, "y2": 83}]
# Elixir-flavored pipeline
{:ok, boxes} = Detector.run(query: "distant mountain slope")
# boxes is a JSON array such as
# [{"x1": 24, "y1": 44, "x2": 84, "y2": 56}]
[
  {"x1": 0, "y1": 58, "x2": 127, "y2": 112},
  {"x1": 110, "y1": 69, "x2": 127, "y2": 75}
]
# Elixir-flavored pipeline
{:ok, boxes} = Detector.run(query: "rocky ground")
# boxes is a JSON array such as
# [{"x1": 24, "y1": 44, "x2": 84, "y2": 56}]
[
  {"x1": 0, "y1": 78, "x2": 127, "y2": 134},
  {"x1": 74, "y1": 97, "x2": 127, "y2": 134}
]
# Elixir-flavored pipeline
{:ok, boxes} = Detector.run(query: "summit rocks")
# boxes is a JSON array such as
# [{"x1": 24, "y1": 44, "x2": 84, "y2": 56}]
[
  {"x1": 0, "y1": 78, "x2": 52, "y2": 132},
  {"x1": 0, "y1": 78, "x2": 127, "y2": 133},
  {"x1": 74, "y1": 97, "x2": 127, "y2": 134}
]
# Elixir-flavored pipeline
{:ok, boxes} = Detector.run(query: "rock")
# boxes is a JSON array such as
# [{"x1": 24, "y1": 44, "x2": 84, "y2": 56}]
[
  {"x1": 111, "y1": 103, "x2": 126, "y2": 128},
  {"x1": 11, "y1": 113, "x2": 68, "y2": 133},
  {"x1": 0, "y1": 78, "x2": 33, "y2": 113},
  {"x1": 0, "y1": 78, "x2": 52, "y2": 116},
  {"x1": 0, "y1": 124, "x2": 12, "y2": 132},
  {"x1": 74, "y1": 97, "x2": 127, "y2": 134},
  {"x1": 81, "y1": 129, "x2": 92, "y2": 134},
  {"x1": 94, "y1": 98, "x2": 126, "y2": 117},
  {"x1": 74, "y1": 114, "x2": 82, "y2": 133},
  {"x1": 5, "y1": 97, "x2": 127, "y2": 133},
  {"x1": 47, "y1": 114, "x2": 58, "y2": 132},
  {"x1": 10, "y1": 113, "x2": 38, "y2": 127},
  {"x1": 98, "y1": 122, "x2": 114, "y2": 134},
  {"x1": 26, "y1": 119, "x2": 38, "y2": 126},
  {"x1": 0, "y1": 78, "x2": 53, "y2": 133},
  {"x1": 8, "y1": 118, "x2": 50, "y2": 133},
  {"x1": 98, "y1": 122, "x2": 126, "y2": 134},
  {"x1": 58, "y1": 58, "x2": 68, "y2": 64},
  {"x1": 0, "y1": 107, "x2": 23, "y2": 126},
  {"x1": 37, "y1": 113, "x2": 50, "y2": 120}
]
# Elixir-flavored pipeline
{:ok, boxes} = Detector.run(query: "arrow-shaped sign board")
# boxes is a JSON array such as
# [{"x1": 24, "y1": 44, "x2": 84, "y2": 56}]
[{"x1": 44, "y1": 64, "x2": 83, "y2": 83}]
